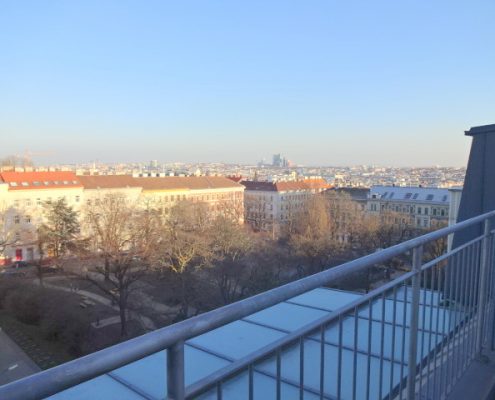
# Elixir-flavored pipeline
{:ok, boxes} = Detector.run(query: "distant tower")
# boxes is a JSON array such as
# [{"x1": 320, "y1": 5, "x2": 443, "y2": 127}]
[{"x1": 272, "y1": 154, "x2": 282, "y2": 167}]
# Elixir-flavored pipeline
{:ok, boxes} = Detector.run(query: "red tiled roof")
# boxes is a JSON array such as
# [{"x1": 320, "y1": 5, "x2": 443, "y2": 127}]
[
  {"x1": 0, "y1": 171, "x2": 82, "y2": 191},
  {"x1": 78, "y1": 175, "x2": 142, "y2": 189},
  {"x1": 242, "y1": 179, "x2": 331, "y2": 192},
  {"x1": 135, "y1": 176, "x2": 243, "y2": 191}
]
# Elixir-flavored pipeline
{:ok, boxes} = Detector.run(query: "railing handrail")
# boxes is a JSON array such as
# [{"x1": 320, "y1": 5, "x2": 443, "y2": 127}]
[{"x1": 2, "y1": 210, "x2": 495, "y2": 400}]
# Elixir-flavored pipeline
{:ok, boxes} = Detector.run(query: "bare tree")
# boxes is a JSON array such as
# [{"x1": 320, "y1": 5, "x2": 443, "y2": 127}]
[
  {"x1": 287, "y1": 195, "x2": 340, "y2": 275},
  {"x1": 83, "y1": 194, "x2": 160, "y2": 338},
  {"x1": 0, "y1": 202, "x2": 16, "y2": 262},
  {"x1": 207, "y1": 215, "x2": 253, "y2": 304},
  {"x1": 155, "y1": 201, "x2": 212, "y2": 319}
]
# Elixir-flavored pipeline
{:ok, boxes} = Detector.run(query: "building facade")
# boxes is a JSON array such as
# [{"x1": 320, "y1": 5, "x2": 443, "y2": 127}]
[
  {"x1": 242, "y1": 178, "x2": 331, "y2": 234},
  {"x1": 367, "y1": 185, "x2": 451, "y2": 229},
  {"x1": 0, "y1": 172, "x2": 244, "y2": 265}
]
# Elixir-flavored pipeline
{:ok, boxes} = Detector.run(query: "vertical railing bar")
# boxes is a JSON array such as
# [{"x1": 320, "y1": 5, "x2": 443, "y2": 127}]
[
  {"x1": 216, "y1": 382, "x2": 222, "y2": 400},
  {"x1": 476, "y1": 219, "x2": 492, "y2": 356},
  {"x1": 352, "y1": 306, "x2": 359, "y2": 400},
  {"x1": 468, "y1": 241, "x2": 479, "y2": 363},
  {"x1": 248, "y1": 364, "x2": 254, "y2": 400},
  {"x1": 469, "y1": 242, "x2": 481, "y2": 363},
  {"x1": 399, "y1": 284, "x2": 408, "y2": 400},
  {"x1": 439, "y1": 253, "x2": 449, "y2": 399},
  {"x1": 167, "y1": 340, "x2": 185, "y2": 400},
  {"x1": 319, "y1": 324, "x2": 325, "y2": 400},
  {"x1": 379, "y1": 291, "x2": 386, "y2": 400},
  {"x1": 432, "y1": 261, "x2": 442, "y2": 400},
  {"x1": 366, "y1": 298, "x2": 373, "y2": 400},
  {"x1": 451, "y1": 251, "x2": 461, "y2": 384},
  {"x1": 485, "y1": 232, "x2": 495, "y2": 343},
  {"x1": 445, "y1": 243, "x2": 456, "y2": 396},
  {"x1": 460, "y1": 246, "x2": 470, "y2": 372},
  {"x1": 454, "y1": 249, "x2": 464, "y2": 381},
  {"x1": 406, "y1": 245, "x2": 422, "y2": 400},
  {"x1": 337, "y1": 314, "x2": 343, "y2": 400},
  {"x1": 418, "y1": 268, "x2": 427, "y2": 397},
  {"x1": 389, "y1": 284, "x2": 398, "y2": 397},
  {"x1": 426, "y1": 259, "x2": 436, "y2": 399},
  {"x1": 490, "y1": 234, "x2": 495, "y2": 351},
  {"x1": 276, "y1": 349, "x2": 281, "y2": 400},
  {"x1": 299, "y1": 337, "x2": 304, "y2": 400}
]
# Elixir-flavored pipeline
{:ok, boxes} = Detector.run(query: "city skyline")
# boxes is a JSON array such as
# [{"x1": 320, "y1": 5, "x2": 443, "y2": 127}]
[{"x1": 2, "y1": 1, "x2": 494, "y2": 166}]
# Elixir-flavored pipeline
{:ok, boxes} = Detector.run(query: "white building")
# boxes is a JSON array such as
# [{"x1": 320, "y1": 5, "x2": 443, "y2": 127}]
[
  {"x1": 367, "y1": 185, "x2": 451, "y2": 229},
  {"x1": 242, "y1": 178, "x2": 330, "y2": 234}
]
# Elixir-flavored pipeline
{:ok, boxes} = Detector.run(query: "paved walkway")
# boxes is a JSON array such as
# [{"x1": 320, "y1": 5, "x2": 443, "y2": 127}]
[
  {"x1": 33, "y1": 279, "x2": 158, "y2": 331},
  {"x1": 0, "y1": 327, "x2": 40, "y2": 386}
]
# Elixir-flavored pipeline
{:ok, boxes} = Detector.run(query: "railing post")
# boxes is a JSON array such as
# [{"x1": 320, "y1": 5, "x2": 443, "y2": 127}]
[
  {"x1": 406, "y1": 245, "x2": 423, "y2": 400},
  {"x1": 167, "y1": 340, "x2": 185, "y2": 400},
  {"x1": 475, "y1": 219, "x2": 492, "y2": 356}
]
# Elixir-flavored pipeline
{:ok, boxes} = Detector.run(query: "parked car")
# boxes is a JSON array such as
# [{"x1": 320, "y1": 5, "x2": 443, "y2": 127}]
[{"x1": 9, "y1": 261, "x2": 33, "y2": 269}]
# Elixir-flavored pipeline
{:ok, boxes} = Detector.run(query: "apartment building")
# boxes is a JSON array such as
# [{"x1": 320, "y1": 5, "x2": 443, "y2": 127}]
[
  {"x1": 242, "y1": 178, "x2": 330, "y2": 234},
  {"x1": 367, "y1": 185, "x2": 450, "y2": 229},
  {"x1": 0, "y1": 171, "x2": 84, "y2": 264},
  {"x1": 0, "y1": 172, "x2": 244, "y2": 264}
]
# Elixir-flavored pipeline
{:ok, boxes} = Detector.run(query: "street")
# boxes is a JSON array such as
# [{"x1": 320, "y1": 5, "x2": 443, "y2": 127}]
[{"x1": 0, "y1": 326, "x2": 40, "y2": 386}]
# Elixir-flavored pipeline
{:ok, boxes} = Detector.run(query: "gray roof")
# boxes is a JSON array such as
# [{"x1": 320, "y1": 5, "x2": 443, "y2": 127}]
[{"x1": 370, "y1": 186, "x2": 450, "y2": 204}]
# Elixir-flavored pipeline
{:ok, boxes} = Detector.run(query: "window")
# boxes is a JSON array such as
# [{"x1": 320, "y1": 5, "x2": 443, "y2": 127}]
[
  {"x1": 171, "y1": 195, "x2": 175, "y2": 201},
  {"x1": 37, "y1": 198, "x2": 41, "y2": 206},
  {"x1": 25, "y1": 199, "x2": 32, "y2": 206},
  {"x1": 413, "y1": 193, "x2": 419, "y2": 200},
  {"x1": 433, "y1": 208, "x2": 437, "y2": 216},
  {"x1": 75, "y1": 196, "x2": 80, "y2": 203},
  {"x1": 441, "y1": 209, "x2": 446, "y2": 217},
  {"x1": 15, "y1": 232, "x2": 20, "y2": 241},
  {"x1": 426, "y1": 194, "x2": 434, "y2": 201},
  {"x1": 10, "y1": 182, "x2": 18, "y2": 187},
  {"x1": 404, "y1": 193, "x2": 412, "y2": 199},
  {"x1": 389, "y1": 192, "x2": 394, "y2": 199},
  {"x1": 25, "y1": 216, "x2": 31, "y2": 223},
  {"x1": 14, "y1": 215, "x2": 20, "y2": 224},
  {"x1": 418, "y1": 207, "x2": 422, "y2": 215},
  {"x1": 442, "y1": 195, "x2": 448, "y2": 202},
  {"x1": 424, "y1": 208, "x2": 429, "y2": 215},
  {"x1": 14, "y1": 200, "x2": 20, "y2": 207},
  {"x1": 33, "y1": 181, "x2": 41, "y2": 186}
]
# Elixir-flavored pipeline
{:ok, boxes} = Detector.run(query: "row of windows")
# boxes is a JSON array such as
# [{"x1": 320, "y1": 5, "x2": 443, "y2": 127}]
[
  {"x1": 9, "y1": 180, "x2": 79, "y2": 187},
  {"x1": 12, "y1": 196, "x2": 80, "y2": 208}
]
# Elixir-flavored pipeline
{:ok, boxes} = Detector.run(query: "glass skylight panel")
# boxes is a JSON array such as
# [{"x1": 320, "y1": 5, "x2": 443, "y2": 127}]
[
  {"x1": 244, "y1": 302, "x2": 328, "y2": 332},
  {"x1": 426, "y1": 194, "x2": 434, "y2": 201},
  {"x1": 9, "y1": 182, "x2": 17, "y2": 187},
  {"x1": 405, "y1": 192, "x2": 413, "y2": 199},
  {"x1": 21, "y1": 182, "x2": 29, "y2": 186},
  {"x1": 413, "y1": 193, "x2": 419, "y2": 199},
  {"x1": 188, "y1": 320, "x2": 285, "y2": 360},
  {"x1": 289, "y1": 288, "x2": 361, "y2": 311},
  {"x1": 47, "y1": 375, "x2": 145, "y2": 400}
]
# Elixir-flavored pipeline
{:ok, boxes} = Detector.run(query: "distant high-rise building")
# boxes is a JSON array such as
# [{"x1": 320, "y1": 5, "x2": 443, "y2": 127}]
[{"x1": 272, "y1": 154, "x2": 282, "y2": 167}]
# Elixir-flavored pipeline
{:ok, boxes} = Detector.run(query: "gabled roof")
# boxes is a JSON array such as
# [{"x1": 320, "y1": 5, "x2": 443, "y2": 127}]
[
  {"x1": 78, "y1": 175, "x2": 142, "y2": 190},
  {"x1": 0, "y1": 171, "x2": 82, "y2": 191},
  {"x1": 135, "y1": 176, "x2": 243, "y2": 191}
]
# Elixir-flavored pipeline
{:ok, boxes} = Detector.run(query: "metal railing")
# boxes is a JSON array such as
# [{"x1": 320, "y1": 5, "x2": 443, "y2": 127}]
[{"x1": 1, "y1": 211, "x2": 495, "y2": 399}]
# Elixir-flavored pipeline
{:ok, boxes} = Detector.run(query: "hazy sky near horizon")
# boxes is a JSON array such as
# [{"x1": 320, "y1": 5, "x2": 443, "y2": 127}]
[{"x1": 1, "y1": 1, "x2": 494, "y2": 167}]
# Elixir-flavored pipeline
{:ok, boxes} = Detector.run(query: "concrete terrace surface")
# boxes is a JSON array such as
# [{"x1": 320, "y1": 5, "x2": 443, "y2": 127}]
[
  {"x1": 0, "y1": 327, "x2": 40, "y2": 386},
  {"x1": 46, "y1": 286, "x2": 459, "y2": 400}
]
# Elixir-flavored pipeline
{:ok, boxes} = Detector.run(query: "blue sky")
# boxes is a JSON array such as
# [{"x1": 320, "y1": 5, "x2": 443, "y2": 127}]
[{"x1": 1, "y1": 1, "x2": 494, "y2": 166}]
